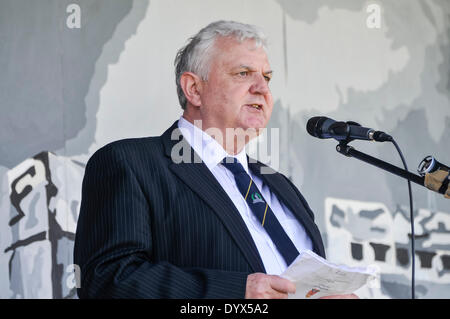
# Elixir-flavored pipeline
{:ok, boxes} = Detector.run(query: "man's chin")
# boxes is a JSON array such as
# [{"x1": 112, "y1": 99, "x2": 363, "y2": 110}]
[
  {"x1": 242, "y1": 117, "x2": 268, "y2": 131},
  {"x1": 237, "y1": 125, "x2": 265, "y2": 138}
]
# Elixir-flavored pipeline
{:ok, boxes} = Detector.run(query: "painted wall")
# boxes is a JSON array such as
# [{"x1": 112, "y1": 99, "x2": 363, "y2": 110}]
[{"x1": 0, "y1": 0, "x2": 449, "y2": 298}]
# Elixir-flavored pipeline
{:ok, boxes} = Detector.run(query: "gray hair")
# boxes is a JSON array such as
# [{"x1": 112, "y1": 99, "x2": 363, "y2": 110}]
[{"x1": 174, "y1": 20, "x2": 268, "y2": 110}]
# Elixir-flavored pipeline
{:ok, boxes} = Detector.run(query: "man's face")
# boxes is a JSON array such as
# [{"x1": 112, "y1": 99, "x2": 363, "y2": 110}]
[{"x1": 198, "y1": 36, "x2": 274, "y2": 136}]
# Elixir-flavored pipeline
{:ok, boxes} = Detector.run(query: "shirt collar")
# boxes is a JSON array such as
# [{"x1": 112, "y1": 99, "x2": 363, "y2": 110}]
[{"x1": 178, "y1": 116, "x2": 249, "y2": 173}]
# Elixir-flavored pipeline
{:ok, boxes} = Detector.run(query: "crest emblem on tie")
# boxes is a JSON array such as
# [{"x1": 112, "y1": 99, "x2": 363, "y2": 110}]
[{"x1": 251, "y1": 192, "x2": 264, "y2": 204}]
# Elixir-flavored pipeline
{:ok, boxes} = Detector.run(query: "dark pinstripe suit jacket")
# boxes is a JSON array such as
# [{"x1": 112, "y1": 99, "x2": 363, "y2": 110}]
[{"x1": 74, "y1": 121, "x2": 325, "y2": 299}]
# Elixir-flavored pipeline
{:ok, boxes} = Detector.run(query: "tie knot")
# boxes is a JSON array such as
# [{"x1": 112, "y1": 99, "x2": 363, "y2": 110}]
[{"x1": 221, "y1": 157, "x2": 247, "y2": 176}]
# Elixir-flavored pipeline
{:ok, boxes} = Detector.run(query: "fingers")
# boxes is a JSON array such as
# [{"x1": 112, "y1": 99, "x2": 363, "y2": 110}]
[
  {"x1": 245, "y1": 273, "x2": 359, "y2": 300},
  {"x1": 269, "y1": 275, "x2": 296, "y2": 294},
  {"x1": 245, "y1": 273, "x2": 296, "y2": 299}
]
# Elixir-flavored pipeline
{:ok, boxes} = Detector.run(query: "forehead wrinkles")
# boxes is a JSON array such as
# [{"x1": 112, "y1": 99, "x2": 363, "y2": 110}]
[{"x1": 210, "y1": 37, "x2": 269, "y2": 70}]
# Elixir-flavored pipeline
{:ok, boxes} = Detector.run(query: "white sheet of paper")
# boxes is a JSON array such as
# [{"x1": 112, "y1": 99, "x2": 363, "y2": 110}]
[{"x1": 281, "y1": 250, "x2": 378, "y2": 299}]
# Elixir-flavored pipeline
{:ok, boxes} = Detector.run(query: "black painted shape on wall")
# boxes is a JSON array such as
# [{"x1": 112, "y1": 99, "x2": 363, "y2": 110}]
[
  {"x1": 5, "y1": 151, "x2": 77, "y2": 298},
  {"x1": 9, "y1": 166, "x2": 35, "y2": 226},
  {"x1": 351, "y1": 242, "x2": 363, "y2": 260},
  {"x1": 4, "y1": 232, "x2": 46, "y2": 253},
  {"x1": 396, "y1": 247, "x2": 410, "y2": 267},
  {"x1": 369, "y1": 242, "x2": 390, "y2": 261},
  {"x1": 441, "y1": 255, "x2": 450, "y2": 270},
  {"x1": 415, "y1": 250, "x2": 437, "y2": 268}
]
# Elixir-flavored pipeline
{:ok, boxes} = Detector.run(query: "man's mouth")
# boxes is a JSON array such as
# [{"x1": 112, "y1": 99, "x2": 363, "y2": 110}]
[{"x1": 246, "y1": 104, "x2": 263, "y2": 110}]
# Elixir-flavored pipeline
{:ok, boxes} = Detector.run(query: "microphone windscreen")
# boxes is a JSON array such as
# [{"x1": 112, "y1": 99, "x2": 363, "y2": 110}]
[{"x1": 306, "y1": 116, "x2": 328, "y2": 138}]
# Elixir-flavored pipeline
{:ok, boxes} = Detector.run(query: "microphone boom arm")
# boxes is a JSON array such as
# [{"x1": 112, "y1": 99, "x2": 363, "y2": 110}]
[{"x1": 336, "y1": 142, "x2": 425, "y2": 187}]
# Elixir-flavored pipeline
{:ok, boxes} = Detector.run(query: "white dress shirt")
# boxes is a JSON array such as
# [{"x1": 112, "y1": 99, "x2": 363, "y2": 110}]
[{"x1": 178, "y1": 116, "x2": 313, "y2": 275}]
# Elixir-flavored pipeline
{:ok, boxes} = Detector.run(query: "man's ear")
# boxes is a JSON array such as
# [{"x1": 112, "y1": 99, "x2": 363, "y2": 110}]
[{"x1": 180, "y1": 72, "x2": 203, "y2": 107}]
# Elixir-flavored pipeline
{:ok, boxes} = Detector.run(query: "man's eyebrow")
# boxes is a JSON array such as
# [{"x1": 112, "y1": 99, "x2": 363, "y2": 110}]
[
  {"x1": 235, "y1": 65, "x2": 255, "y2": 71},
  {"x1": 236, "y1": 65, "x2": 273, "y2": 74}
]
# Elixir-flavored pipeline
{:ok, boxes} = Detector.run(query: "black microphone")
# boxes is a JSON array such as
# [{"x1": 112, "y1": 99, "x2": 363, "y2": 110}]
[{"x1": 306, "y1": 116, "x2": 393, "y2": 142}]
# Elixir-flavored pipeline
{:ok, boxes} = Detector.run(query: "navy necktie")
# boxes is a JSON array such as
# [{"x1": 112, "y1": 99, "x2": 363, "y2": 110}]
[{"x1": 222, "y1": 157, "x2": 299, "y2": 266}]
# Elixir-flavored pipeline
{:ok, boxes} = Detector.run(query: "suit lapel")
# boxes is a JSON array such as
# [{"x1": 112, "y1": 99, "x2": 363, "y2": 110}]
[
  {"x1": 161, "y1": 122, "x2": 266, "y2": 273},
  {"x1": 248, "y1": 160, "x2": 325, "y2": 257}
]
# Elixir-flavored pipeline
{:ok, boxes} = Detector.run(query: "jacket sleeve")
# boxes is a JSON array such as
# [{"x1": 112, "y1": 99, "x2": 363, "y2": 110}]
[{"x1": 74, "y1": 144, "x2": 249, "y2": 298}]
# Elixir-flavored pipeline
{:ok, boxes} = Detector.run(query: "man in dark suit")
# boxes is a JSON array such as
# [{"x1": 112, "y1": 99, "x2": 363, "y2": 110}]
[{"x1": 74, "y1": 20, "x2": 356, "y2": 299}]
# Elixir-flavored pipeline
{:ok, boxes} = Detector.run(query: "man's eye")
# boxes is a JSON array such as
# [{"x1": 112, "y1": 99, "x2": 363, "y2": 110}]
[
  {"x1": 264, "y1": 75, "x2": 271, "y2": 82},
  {"x1": 238, "y1": 71, "x2": 249, "y2": 77}
]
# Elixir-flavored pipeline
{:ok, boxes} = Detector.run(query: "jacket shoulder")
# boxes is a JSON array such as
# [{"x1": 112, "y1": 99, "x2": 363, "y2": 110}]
[{"x1": 87, "y1": 136, "x2": 164, "y2": 168}]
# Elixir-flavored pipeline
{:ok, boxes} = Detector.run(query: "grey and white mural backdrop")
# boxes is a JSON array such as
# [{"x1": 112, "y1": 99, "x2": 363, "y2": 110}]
[{"x1": 0, "y1": 0, "x2": 449, "y2": 298}]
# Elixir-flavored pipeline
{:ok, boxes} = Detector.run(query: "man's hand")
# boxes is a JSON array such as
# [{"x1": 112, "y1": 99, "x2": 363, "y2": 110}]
[{"x1": 245, "y1": 273, "x2": 296, "y2": 299}]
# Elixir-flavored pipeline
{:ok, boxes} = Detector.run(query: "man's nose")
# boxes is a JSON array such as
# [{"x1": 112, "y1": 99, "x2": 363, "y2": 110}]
[{"x1": 249, "y1": 74, "x2": 270, "y2": 95}]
